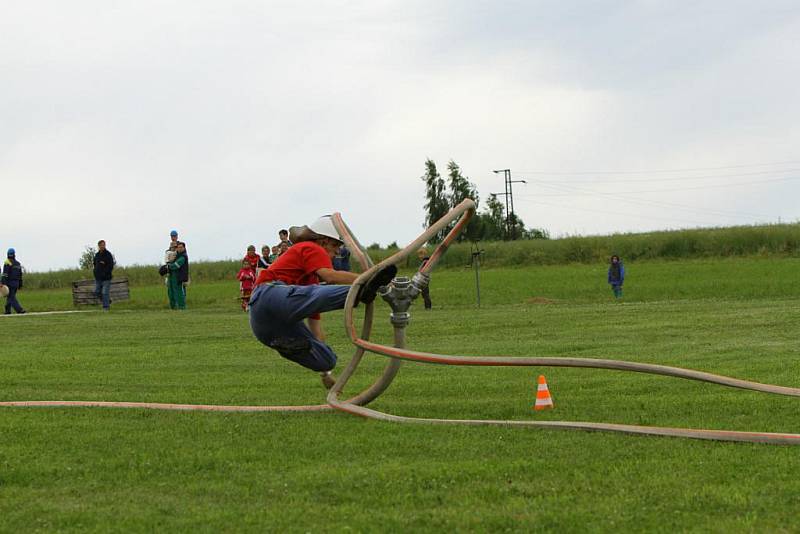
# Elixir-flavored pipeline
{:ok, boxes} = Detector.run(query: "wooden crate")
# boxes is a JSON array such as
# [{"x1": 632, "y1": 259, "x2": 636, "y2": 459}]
[{"x1": 72, "y1": 278, "x2": 130, "y2": 306}]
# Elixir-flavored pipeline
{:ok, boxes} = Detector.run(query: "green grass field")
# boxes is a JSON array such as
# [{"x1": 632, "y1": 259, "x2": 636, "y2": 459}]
[{"x1": 2, "y1": 257, "x2": 800, "y2": 531}]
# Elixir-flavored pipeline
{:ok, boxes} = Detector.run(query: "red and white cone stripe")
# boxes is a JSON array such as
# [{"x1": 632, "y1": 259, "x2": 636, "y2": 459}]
[{"x1": 534, "y1": 375, "x2": 554, "y2": 410}]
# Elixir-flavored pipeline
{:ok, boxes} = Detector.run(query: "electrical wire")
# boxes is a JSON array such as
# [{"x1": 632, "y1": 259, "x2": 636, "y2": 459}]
[
  {"x1": 519, "y1": 176, "x2": 800, "y2": 196},
  {"x1": 512, "y1": 197, "x2": 716, "y2": 227},
  {"x1": 514, "y1": 159, "x2": 800, "y2": 176},
  {"x1": 526, "y1": 181, "x2": 771, "y2": 220}
]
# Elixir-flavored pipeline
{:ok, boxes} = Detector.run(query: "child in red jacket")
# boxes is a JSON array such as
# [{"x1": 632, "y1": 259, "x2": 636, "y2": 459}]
[{"x1": 236, "y1": 259, "x2": 257, "y2": 311}]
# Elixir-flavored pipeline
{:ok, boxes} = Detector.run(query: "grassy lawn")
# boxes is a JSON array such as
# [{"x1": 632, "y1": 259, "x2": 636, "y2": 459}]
[{"x1": 2, "y1": 257, "x2": 800, "y2": 531}]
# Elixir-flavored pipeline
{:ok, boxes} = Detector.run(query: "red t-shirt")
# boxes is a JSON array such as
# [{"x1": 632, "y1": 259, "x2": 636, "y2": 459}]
[
  {"x1": 256, "y1": 241, "x2": 332, "y2": 287},
  {"x1": 237, "y1": 268, "x2": 256, "y2": 291},
  {"x1": 244, "y1": 253, "x2": 260, "y2": 270}
]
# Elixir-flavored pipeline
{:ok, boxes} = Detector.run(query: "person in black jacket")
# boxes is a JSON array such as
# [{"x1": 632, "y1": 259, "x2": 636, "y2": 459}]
[
  {"x1": 2, "y1": 248, "x2": 26, "y2": 314},
  {"x1": 417, "y1": 247, "x2": 432, "y2": 310},
  {"x1": 93, "y1": 240, "x2": 115, "y2": 310}
]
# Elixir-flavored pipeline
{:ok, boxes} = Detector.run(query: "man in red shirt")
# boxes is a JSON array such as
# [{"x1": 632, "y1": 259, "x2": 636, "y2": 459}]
[{"x1": 249, "y1": 215, "x2": 396, "y2": 388}]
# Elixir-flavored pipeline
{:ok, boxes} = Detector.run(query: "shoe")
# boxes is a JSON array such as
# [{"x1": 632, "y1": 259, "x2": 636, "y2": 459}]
[
  {"x1": 356, "y1": 264, "x2": 397, "y2": 305},
  {"x1": 320, "y1": 371, "x2": 336, "y2": 390}
]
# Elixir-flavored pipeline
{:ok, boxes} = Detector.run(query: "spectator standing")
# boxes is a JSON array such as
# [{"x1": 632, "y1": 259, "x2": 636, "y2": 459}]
[
  {"x1": 2, "y1": 248, "x2": 26, "y2": 314},
  {"x1": 417, "y1": 247, "x2": 432, "y2": 310},
  {"x1": 333, "y1": 244, "x2": 351, "y2": 271},
  {"x1": 268, "y1": 245, "x2": 280, "y2": 263},
  {"x1": 256, "y1": 245, "x2": 271, "y2": 277},
  {"x1": 167, "y1": 242, "x2": 188, "y2": 309},
  {"x1": 278, "y1": 229, "x2": 293, "y2": 246},
  {"x1": 93, "y1": 240, "x2": 115, "y2": 311},
  {"x1": 244, "y1": 245, "x2": 260, "y2": 271},
  {"x1": 237, "y1": 259, "x2": 257, "y2": 311},
  {"x1": 608, "y1": 255, "x2": 625, "y2": 299},
  {"x1": 258, "y1": 246, "x2": 271, "y2": 269},
  {"x1": 278, "y1": 241, "x2": 289, "y2": 257}
]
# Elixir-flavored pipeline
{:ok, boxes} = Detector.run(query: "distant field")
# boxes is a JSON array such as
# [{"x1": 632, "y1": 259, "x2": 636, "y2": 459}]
[
  {"x1": 2, "y1": 258, "x2": 800, "y2": 531},
  {"x1": 22, "y1": 222, "x2": 800, "y2": 290},
  {"x1": 16, "y1": 256, "x2": 800, "y2": 311}
]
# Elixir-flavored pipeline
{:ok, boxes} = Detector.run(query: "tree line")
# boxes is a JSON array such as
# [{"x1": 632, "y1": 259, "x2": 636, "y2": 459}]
[{"x1": 421, "y1": 159, "x2": 549, "y2": 243}]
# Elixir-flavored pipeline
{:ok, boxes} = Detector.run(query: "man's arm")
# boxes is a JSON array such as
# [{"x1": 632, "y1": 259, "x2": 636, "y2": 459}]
[
  {"x1": 316, "y1": 267, "x2": 358, "y2": 285},
  {"x1": 169, "y1": 256, "x2": 186, "y2": 271}
]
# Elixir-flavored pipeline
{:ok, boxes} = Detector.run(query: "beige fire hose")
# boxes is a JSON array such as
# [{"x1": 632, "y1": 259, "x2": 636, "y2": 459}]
[
  {"x1": 327, "y1": 199, "x2": 800, "y2": 445},
  {"x1": 3, "y1": 200, "x2": 800, "y2": 445}
]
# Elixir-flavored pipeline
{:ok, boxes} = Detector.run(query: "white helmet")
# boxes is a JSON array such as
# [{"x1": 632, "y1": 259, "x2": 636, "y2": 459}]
[
  {"x1": 0, "y1": 285, "x2": 8, "y2": 298},
  {"x1": 308, "y1": 215, "x2": 342, "y2": 242},
  {"x1": 290, "y1": 215, "x2": 343, "y2": 244}
]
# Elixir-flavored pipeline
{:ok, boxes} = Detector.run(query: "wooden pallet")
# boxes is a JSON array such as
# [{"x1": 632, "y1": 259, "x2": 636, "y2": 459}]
[{"x1": 71, "y1": 278, "x2": 130, "y2": 306}]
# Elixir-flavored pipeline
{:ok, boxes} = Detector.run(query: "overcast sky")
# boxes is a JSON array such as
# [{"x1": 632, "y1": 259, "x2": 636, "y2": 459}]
[{"x1": 2, "y1": 1, "x2": 799, "y2": 271}]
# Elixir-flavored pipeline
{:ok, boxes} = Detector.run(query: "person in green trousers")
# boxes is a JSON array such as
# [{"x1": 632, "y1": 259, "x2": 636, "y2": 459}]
[{"x1": 167, "y1": 242, "x2": 188, "y2": 309}]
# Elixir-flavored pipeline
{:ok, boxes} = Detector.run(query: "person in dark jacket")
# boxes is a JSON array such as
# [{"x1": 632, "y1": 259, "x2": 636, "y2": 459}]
[
  {"x1": 167, "y1": 242, "x2": 188, "y2": 309},
  {"x1": 93, "y1": 240, "x2": 115, "y2": 310},
  {"x1": 2, "y1": 248, "x2": 26, "y2": 314},
  {"x1": 332, "y1": 244, "x2": 351, "y2": 271},
  {"x1": 257, "y1": 245, "x2": 271, "y2": 270},
  {"x1": 417, "y1": 247, "x2": 432, "y2": 309},
  {"x1": 608, "y1": 255, "x2": 625, "y2": 299}
]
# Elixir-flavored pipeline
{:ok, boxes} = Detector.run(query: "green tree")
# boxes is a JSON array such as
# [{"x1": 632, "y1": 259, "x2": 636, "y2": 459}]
[
  {"x1": 480, "y1": 194, "x2": 506, "y2": 241},
  {"x1": 447, "y1": 160, "x2": 481, "y2": 241},
  {"x1": 420, "y1": 159, "x2": 550, "y2": 243},
  {"x1": 79, "y1": 245, "x2": 96, "y2": 270},
  {"x1": 522, "y1": 227, "x2": 550, "y2": 240},
  {"x1": 421, "y1": 159, "x2": 449, "y2": 242}
]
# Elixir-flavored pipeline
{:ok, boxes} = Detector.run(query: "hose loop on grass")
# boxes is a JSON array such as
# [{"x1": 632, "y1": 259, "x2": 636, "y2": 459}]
[
  {"x1": 4, "y1": 198, "x2": 800, "y2": 445},
  {"x1": 327, "y1": 199, "x2": 800, "y2": 446}
]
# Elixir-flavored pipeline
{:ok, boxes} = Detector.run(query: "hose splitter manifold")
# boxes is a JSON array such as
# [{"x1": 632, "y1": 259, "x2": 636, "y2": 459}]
[{"x1": 379, "y1": 273, "x2": 429, "y2": 329}]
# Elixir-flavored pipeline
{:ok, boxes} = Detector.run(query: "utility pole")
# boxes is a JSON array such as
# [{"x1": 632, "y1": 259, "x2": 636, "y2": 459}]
[{"x1": 492, "y1": 169, "x2": 527, "y2": 239}]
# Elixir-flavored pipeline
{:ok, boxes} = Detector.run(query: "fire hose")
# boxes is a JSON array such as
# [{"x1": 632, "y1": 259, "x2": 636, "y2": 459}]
[
  {"x1": 3, "y1": 199, "x2": 800, "y2": 445},
  {"x1": 327, "y1": 199, "x2": 800, "y2": 445}
]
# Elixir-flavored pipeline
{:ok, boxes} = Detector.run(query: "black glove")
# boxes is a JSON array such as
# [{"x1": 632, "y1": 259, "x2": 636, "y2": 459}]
[{"x1": 356, "y1": 264, "x2": 397, "y2": 305}]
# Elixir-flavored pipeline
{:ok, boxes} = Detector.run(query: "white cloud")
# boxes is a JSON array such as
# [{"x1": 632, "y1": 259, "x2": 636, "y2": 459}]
[{"x1": 1, "y1": 1, "x2": 799, "y2": 270}]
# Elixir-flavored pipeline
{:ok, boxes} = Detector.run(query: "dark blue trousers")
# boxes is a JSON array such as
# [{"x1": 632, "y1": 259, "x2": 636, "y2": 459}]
[
  {"x1": 4, "y1": 285, "x2": 24, "y2": 314},
  {"x1": 249, "y1": 283, "x2": 351, "y2": 372},
  {"x1": 95, "y1": 279, "x2": 111, "y2": 309}
]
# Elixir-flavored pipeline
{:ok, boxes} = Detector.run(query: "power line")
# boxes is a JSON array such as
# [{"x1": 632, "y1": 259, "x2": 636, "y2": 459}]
[
  {"x1": 528, "y1": 181, "x2": 771, "y2": 220},
  {"x1": 519, "y1": 175, "x2": 800, "y2": 196},
  {"x1": 492, "y1": 169, "x2": 526, "y2": 239},
  {"x1": 513, "y1": 198, "x2": 720, "y2": 227},
  {"x1": 514, "y1": 159, "x2": 800, "y2": 176},
  {"x1": 516, "y1": 169, "x2": 800, "y2": 183}
]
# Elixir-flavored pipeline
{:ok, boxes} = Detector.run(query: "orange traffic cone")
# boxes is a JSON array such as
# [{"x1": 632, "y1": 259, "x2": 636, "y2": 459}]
[{"x1": 533, "y1": 375, "x2": 554, "y2": 410}]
